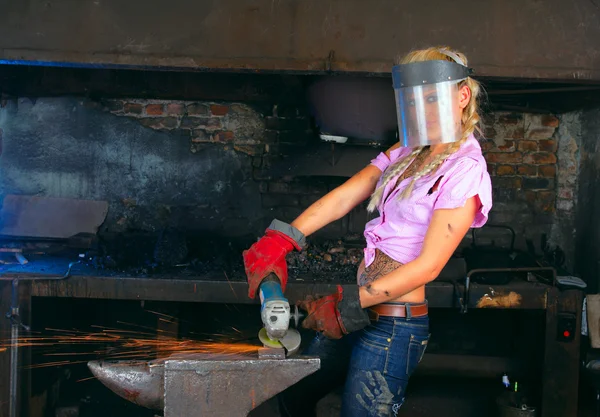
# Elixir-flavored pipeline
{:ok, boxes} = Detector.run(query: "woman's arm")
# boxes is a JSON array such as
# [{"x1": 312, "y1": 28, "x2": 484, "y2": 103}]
[
  {"x1": 291, "y1": 165, "x2": 381, "y2": 237},
  {"x1": 290, "y1": 144, "x2": 399, "y2": 237},
  {"x1": 357, "y1": 195, "x2": 479, "y2": 308}
]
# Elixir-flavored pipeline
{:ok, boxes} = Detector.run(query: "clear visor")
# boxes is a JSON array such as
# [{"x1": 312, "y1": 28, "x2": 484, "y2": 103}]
[{"x1": 394, "y1": 80, "x2": 463, "y2": 148}]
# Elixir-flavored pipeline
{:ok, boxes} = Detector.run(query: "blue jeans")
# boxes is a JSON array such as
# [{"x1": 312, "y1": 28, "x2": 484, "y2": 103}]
[{"x1": 278, "y1": 311, "x2": 430, "y2": 417}]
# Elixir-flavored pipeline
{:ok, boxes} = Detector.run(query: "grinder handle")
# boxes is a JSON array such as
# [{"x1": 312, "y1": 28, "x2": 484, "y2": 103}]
[
  {"x1": 261, "y1": 273, "x2": 282, "y2": 286},
  {"x1": 259, "y1": 273, "x2": 287, "y2": 304}
]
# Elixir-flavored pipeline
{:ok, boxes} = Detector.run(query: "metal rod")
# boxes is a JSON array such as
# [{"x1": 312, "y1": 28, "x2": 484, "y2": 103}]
[{"x1": 8, "y1": 279, "x2": 19, "y2": 417}]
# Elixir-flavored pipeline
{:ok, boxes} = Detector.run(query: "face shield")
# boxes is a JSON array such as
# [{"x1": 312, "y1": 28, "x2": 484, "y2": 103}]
[{"x1": 392, "y1": 60, "x2": 472, "y2": 148}]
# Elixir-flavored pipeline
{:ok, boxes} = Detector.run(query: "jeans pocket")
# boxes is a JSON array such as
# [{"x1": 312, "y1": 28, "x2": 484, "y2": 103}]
[
  {"x1": 360, "y1": 325, "x2": 392, "y2": 350},
  {"x1": 406, "y1": 333, "x2": 430, "y2": 376}
]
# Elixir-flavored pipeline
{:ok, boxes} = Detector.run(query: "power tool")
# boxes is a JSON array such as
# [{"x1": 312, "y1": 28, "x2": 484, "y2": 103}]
[{"x1": 257, "y1": 274, "x2": 302, "y2": 355}]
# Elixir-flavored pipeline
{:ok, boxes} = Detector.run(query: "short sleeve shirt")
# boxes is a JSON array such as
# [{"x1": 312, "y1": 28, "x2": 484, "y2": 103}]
[{"x1": 363, "y1": 134, "x2": 492, "y2": 268}]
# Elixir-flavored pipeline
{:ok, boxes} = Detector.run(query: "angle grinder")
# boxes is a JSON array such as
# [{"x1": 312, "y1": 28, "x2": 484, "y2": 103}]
[{"x1": 257, "y1": 274, "x2": 303, "y2": 355}]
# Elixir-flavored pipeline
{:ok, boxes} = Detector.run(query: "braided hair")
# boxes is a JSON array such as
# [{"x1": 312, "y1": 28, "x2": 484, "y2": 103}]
[{"x1": 367, "y1": 46, "x2": 482, "y2": 213}]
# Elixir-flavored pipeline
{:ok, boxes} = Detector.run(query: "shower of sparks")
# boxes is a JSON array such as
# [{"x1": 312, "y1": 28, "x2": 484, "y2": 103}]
[{"x1": 0, "y1": 310, "x2": 261, "y2": 371}]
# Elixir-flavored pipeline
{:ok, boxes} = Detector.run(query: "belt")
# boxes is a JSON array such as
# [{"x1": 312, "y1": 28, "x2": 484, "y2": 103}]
[{"x1": 368, "y1": 302, "x2": 428, "y2": 321}]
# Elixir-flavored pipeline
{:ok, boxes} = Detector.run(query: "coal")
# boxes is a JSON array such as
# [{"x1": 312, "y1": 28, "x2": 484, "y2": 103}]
[{"x1": 82, "y1": 233, "x2": 365, "y2": 283}]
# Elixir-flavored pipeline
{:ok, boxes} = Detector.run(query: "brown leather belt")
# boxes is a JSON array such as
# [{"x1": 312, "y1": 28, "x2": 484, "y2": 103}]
[{"x1": 368, "y1": 302, "x2": 428, "y2": 321}]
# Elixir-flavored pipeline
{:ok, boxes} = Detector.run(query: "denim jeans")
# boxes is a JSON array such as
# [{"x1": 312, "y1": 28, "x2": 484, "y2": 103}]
[{"x1": 278, "y1": 310, "x2": 430, "y2": 417}]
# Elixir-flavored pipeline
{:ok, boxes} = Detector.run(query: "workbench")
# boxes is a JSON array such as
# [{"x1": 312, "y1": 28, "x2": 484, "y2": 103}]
[{"x1": 0, "y1": 258, "x2": 582, "y2": 417}]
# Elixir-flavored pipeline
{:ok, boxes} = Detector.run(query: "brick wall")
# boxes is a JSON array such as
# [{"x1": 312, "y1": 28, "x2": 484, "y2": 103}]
[
  {"x1": 103, "y1": 98, "x2": 572, "y2": 254},
  {"x1": 477, "y1": 112, "x2": 561, "y2": 250}
]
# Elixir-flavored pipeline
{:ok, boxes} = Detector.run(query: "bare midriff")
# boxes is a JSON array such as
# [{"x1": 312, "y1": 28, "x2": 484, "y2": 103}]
[{"x1": 357, "y1": 249, "x2": 426, "y2": 304}]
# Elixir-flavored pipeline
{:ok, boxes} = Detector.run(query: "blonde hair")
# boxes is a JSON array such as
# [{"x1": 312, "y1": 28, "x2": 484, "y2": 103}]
[{"x1": 367, "y1": 46, "x2": 482, "y2": 213}]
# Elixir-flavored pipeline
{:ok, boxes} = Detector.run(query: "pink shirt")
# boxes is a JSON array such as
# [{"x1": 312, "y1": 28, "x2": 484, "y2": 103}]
[{"x1": 363, "y1": 134, "x2": 492, "y2": 268}]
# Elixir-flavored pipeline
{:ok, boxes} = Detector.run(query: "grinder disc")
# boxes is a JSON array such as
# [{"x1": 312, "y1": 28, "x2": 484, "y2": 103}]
[
  {"x1": 258, "y1": 327, "x2": 283, "y2": 349},
  {"x1": 257, "y1": 328, "x2": 301, "y2": 355}
]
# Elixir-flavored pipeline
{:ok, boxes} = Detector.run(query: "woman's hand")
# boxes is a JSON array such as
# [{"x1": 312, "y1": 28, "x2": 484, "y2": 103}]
[
  {"x1": 298, "y1": 285, "x2": 370, "y2": 339},
  {"x1": 358, "y1": 195, "x2": 480, "y2": 308}
]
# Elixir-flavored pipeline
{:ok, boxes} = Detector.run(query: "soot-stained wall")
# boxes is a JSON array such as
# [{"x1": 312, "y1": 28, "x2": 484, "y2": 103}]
[
  {"x1": 0, "y1": 95, "x2": 581, "y2": 274},
  {"x1": 0, "y1": 97, "x2": 264, "y2": 237}
]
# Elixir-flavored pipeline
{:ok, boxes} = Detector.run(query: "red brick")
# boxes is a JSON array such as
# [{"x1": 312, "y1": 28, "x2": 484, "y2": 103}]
[
  {"x1": 487, "y1": 163, "x2": 495, "y2": 175},
  {"x1": 537, "y1": 191, "x2": 556, "y2": 213},
  {"x1": 124, "y1": 103, "x2": 143, "y2": 115},
  {"x1": 484, "y1": 127, "x2": 497, "y2": 140},
  {"x1": 141, "y1": 117, "x2": 178, "y2": 129},
  {"x1": 180, "y1": 117, "x2": 201, "y2": 129},
  {"x1": 517, "y1": 140, "x2": 537, "y2": 152},
  {"x1": 139, "y1": 118, "x2": 162, "y2": 129},
  {"x1": 234, "y1": 144, "x2": 264, "y2": 156},
  {"x1": 487, "y1": 140, "x2": 515, "y2": 152},
  {"x1": 517, "y1": 165, "x2": 537, "y2": 176},
  {"x1": 199, "y1": 118, "x2": 223, "y2": 130},
  {"x1": 145, "y1": 104, "x2": 164, "y2": 116},
  {"x1": 508, "y1": 127, "x2": 525, "y2": 139},
  {"x1": 187, "y1": 103, "x2": 209, "y2": 116},
  {"x1": 526, "y1": 127, "x2": 555, "y2": 140},
  {"x1": 541, "y1": 115, "x2": 559, "y2": 127},
  {"x1": 538, "y1": 140, "x2": 557, "y2": 152},
  {"x1": 210, "y1": 104, "x2": 230, "y2": 116},
  {"x1": 191, "y1": 130, "x2": 211, "y2": 143},
  {"x1": 523, "y1": 177, "x2": 552, "y2": 190},
  {"x1": 498, "y1": 113, "x2": 523, "y2": 125},
  {"x1": 523, "y1": 152, "x2": 557, "y2": 165},
  {"x1": 496, "y1": 165, "x2": 515, "y2": 176},
  {"x1": 481, "y1": 140, "x2": 495, "y2": 152},
  {"x1": 524, "y1": 190, "x2": 537, "y2": 205},
  {"x1": 214, "y1": 131, "x2": 235, "y2": 142},
  {"x1": 485, "y1": 152, "x2": 523, "y2": 164},
  {"x1": 492, "y1": 176, "x2": 522, "y2": 189},
  {"x1": 166, "y1": 103, "x2": 185, "y2": 115},
  {"x1": 523, "y1": 190, "x2": 555, "y2": 213},
  {"x1": 538, "y1": 165, "x2": 556, "y2": 178}
]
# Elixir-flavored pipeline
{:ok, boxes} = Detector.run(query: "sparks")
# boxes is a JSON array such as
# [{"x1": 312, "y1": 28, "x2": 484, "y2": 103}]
[{"x1": 0, "y1": 315, "x2": 261, "y2": 372}]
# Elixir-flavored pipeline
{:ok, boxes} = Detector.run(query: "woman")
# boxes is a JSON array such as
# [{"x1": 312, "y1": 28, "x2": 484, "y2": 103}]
[{"x1": 243, "y1": 46, "x2": 492, "y2": 416}]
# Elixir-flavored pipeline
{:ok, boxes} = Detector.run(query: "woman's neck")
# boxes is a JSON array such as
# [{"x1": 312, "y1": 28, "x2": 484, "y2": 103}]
[{"x1": 430, "y1": 143, "x2": 450, "y2": 156}]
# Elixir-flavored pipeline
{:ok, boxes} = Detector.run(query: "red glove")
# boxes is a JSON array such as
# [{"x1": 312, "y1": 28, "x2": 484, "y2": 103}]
[
  {"x1": 243, "y1": 229, "x2": 301, "y2": 299},
  {"x1": 298, "y1": 285, "x2": 371, "y2": 340}
]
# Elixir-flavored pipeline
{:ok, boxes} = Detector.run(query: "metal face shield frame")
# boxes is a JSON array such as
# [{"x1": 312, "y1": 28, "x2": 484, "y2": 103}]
[{"x1": 392, "y1": 60, "x2": 472, "y2": 148}]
